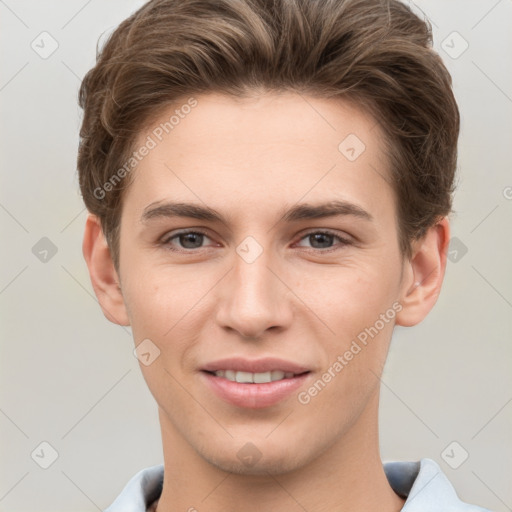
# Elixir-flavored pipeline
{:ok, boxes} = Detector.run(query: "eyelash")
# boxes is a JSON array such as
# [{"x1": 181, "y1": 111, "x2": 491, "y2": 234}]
[{"x1": 160, "y1": 229, "x2": 353, "y2": 253}]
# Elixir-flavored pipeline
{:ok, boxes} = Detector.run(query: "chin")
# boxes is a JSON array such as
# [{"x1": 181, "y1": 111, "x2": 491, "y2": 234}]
[{"x1": 199, "y1": 441, "x2": 310, "y2": 476}]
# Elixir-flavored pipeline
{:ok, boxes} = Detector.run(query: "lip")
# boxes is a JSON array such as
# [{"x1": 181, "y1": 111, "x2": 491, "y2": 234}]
[
  {"x1": 200, "y1": 357, "x2": 311, "y2": 409},
  {"x1": 201, "y1": 357, "x2": 310, "y2": 374},
  {"x1": 201, "y1": 371, "x2": 310, "y2": 409}
]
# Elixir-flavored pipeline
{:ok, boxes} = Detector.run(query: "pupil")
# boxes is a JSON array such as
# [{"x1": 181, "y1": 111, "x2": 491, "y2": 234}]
[
  {"x1": 181, "y1": 233, "x2": 203, "y2": 248},
  {"x1": 178, "y1": 233, "x2": 333, "y2": 250},
  {"x1": 311, "y1": 233, "x2": 332, "y2": 249}
]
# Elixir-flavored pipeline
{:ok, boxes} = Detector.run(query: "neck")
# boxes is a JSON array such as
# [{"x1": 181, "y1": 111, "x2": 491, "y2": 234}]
[{"x1": 154, "y1": 391, "x2": 405, "y2": 512}]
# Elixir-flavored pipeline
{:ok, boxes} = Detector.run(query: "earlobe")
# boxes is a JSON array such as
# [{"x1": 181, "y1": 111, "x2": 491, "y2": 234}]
[
  {"x1": 82, "y1": 214, "x2": 130, "y2": 326},
  {"x1": 395, "y1": 217, "x2": 450, "y2": 327}
]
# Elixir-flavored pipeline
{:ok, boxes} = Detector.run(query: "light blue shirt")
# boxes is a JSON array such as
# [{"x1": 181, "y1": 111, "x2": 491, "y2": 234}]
[{"x1": 104, "y1": 458, "x2": 493, "y2": 511}]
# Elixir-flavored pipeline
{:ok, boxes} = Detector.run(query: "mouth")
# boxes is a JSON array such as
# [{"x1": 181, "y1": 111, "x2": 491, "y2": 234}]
[
  {"x1": 200, "y1": 358, "x2": 311, "y2": 409},
  {"x1": 206, "y1": 370, "x2": 309, "y2": 384},
  {"x1": 203, "y1": 369, "x2": 308, "y2": 383}
]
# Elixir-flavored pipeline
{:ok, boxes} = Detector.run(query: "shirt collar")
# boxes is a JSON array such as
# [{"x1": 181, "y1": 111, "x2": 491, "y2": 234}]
[{"x1": 104, "y1": 458, "x2": 491, "y2": 512}]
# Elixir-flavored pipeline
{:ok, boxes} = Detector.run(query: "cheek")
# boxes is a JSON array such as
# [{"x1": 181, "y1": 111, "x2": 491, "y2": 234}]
[
  {"x1": 122, "y1": 268, "x2": 211, "y2": 373},
  {"x1": 299, "y1": 258, "x2": 400, "y2": 338},
  {"x1": 123, "y1": 265, "x2": 193, "y2": 328}
]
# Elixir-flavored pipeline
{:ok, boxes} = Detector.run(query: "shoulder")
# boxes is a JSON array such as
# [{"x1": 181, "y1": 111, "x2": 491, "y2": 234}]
[
  {"x1": 384, "y1": 458, "x2": 494, "y2": 511},
  {"x1": 103, "y1": 464, "x2": 164, "y2": 512}
]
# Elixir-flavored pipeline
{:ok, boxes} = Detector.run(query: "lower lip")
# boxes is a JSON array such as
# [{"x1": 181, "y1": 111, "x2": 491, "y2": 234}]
[{"x1": 201, "y1": 371, "x2": 310, "y2": 409}]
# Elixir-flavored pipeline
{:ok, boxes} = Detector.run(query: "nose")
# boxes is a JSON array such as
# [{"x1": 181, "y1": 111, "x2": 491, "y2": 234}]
[{"x1": 215, "y1": 246, "x2": 294, "y2": 340}]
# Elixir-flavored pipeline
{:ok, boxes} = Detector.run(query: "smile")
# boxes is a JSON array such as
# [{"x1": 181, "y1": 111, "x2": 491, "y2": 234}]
[
  {"x1": 210, "y1": 370, "x2": 298, "y2": 383},
  {"x1": 200, "y1": 358, "x2": 312, "y2": 409}
]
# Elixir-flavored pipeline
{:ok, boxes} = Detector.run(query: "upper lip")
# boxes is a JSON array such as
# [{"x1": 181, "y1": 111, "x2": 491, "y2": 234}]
[{"x1": 201, "y1": 357, "x2": 310, "y2": 374}]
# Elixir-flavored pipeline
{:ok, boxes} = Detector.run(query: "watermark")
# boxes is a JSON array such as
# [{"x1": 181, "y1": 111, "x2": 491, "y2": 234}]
[
  {"x1": 441, "y1": 441, "x2": 469, "y2": 469},
  {"x1": 31, "y1": 31, "x2": 59, "y2": 60},
  {"x1": 236, "y1": 236, "x2": 264, "y2": 264},
  {"x1": 297, "y1": 301, "x2": 403, "y2": 405},
  {"x1": 133, "y1": 338, "x2": 161, "y2": 366},
  {"x1": 447, "y1": 236, "x2": 468, "y2": 263},
  {"x1": 237, "y1": 442, "x2": 263, "y2": 467},
  {"x1": 32, "y1": 236, "x2": 58, "y2": 263},
  {"x1": 338, "y1": 133, "x2": 366, "y2": 162},
  {"x1": 93, "y1": 97, "x2": 198, "y2": 200},
  {"x1": 441, "y1": 31, "x2": 469, "y2": 60},
  {"x1": 31, "y1": 441, "x2": 59, "y2": 469}
]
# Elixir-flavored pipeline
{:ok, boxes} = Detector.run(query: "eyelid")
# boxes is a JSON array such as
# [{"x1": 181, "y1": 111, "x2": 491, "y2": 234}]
[
  {"x1": 160, "y1": 227, "x2": 211, "y2": 242},
  {"x1": 160, "y1": 227, "x2": 353, "y2": 252},
  {"x1": 293, "y1": 229, "x2": 353, "y2": 248},
  {"x1": 160, "y1": 228, "x2": 216, "y2": 249},
  {"x1": 297, "y1": 227, "x2": 352, "y2": 240}
]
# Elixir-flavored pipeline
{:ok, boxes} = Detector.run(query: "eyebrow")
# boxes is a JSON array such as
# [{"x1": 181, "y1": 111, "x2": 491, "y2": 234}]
[{"x1": 141, "y1": 199, "x2": 373, "y2": 225}]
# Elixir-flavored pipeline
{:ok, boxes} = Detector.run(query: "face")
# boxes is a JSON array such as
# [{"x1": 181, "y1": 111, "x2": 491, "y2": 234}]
[{"x1": 114, "y1": 92, "x2": 410, "y2": 474}]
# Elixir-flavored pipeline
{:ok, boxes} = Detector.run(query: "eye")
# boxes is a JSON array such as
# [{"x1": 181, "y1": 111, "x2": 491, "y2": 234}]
[
  {"x1": 295, "y1": 230, "x2": 353, "y2": 251},
  {"x1": 161, "y1": 229, "x2": 215, "y2": 251},
  {"x1": 160, "y1": 229, "x2": 353, "y2": 253}
]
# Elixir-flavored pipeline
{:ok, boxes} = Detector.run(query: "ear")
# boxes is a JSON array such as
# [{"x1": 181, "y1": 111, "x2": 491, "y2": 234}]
[
  {"x1": 395, "y1": 217, "x2": 450, "y2": 327},
  {"x1": 82, "y1": 214, "x2": 130, "y2": 326}
]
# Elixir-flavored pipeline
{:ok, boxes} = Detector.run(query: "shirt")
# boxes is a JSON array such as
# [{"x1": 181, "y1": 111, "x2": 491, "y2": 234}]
[{"x1": 103, "y1": 458, "x2": 493, "y2": 511}]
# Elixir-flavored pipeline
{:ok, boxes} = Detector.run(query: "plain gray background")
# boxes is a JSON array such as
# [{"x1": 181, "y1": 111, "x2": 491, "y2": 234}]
[{"x1": 1, "y1": 0, "x2": 511, "y2": 511}]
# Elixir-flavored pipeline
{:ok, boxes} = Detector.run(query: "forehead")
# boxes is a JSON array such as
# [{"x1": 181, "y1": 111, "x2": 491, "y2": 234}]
[
  {"x1": 138, "y1": 91, "x2": 382, "y2": 152},
  {"x1": 124, "y1": 92, "x2": 394, "y2": 226}
]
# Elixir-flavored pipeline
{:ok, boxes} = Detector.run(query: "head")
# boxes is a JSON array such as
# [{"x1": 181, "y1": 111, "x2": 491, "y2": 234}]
[{"x1": 79, "y1": 0, "x2": 459, "y2": 475}]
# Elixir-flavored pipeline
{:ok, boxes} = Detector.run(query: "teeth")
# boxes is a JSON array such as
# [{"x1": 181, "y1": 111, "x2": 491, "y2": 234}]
[
  {"x1": 235, "y1": 371, "x2": 253, "y2": 383},
  {"x1": 270, "y1": 370, "x2": 285, "y2": 381},
  {"x1": 213, "y1": 369, "x2": 295, "y2": 383},
  {"x1": 254, "y1": 371, "x2": 271, "y2": 383}
]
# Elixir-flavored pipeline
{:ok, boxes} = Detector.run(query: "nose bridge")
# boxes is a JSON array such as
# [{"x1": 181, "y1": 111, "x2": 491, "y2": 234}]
[
  {"x1": 216, "y1": 237, "x2": 291, "y2": 338},
  {"x1": 234, "y1": 245, "x2": 275, "y2": 301}
]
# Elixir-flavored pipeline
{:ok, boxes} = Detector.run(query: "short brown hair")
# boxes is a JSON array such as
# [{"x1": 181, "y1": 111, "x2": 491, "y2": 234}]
[{"x1": 77, "y1": 0, "x2": 459, "y2": 270}]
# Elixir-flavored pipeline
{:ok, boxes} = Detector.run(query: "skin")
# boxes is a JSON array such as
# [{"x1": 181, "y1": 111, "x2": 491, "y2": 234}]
[{"x1": 83, "y1": 92, "x2": 450, "y2": 512}]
